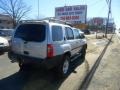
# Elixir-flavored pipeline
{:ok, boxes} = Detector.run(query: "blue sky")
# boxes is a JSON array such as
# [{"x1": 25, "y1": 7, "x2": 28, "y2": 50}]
[{"x1": 25, "y1": 0, "x2": 120, "y2": 29}]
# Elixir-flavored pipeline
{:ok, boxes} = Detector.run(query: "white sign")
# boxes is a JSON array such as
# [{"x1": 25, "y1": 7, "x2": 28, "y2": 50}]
[{"x1": 55, "y1": 5, "x2": 87, "y2": 24}]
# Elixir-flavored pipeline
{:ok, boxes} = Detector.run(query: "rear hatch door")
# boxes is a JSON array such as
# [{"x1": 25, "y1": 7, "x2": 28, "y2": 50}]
[{"x1": 12, "y1": 24, "x2": 47, "y2": 59}]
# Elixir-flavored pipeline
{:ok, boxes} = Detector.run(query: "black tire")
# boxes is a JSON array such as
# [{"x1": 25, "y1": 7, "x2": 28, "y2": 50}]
[
  {"x1": 18, "y1": 60, "x2": 26, "y2": 71},
  {"x1": 57, "y1": 55, "x2": 70, "y2": 78}
]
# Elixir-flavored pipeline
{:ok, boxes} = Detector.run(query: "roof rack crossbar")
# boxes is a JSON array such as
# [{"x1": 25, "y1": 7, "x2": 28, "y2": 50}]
[{"x1": 19, "y1": 20, "x2": 45, "y2": 23}]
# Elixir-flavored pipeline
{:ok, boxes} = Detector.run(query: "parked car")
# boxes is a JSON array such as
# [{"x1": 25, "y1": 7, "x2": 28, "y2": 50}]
[
  {"x1": 0, "y1": 36, "x2": 9, "y2": 54},
  {"x1": 81, "y1": 29, "x2": 90, "y2": 35},
  {"x1": 0, "y1": 29, "x2": 14, "y2": 37},
  {"x1": 8, "y1": 19, "x2": 87, "y2": 77},
  {"x1": 0, "y1": 29, "x2": 14, "y2": 48}
]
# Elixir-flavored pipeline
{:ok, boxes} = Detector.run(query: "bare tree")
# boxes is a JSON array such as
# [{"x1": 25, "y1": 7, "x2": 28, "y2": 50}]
[{"x1": 0, "y1": 0, "x2": 31, "y2": 28}]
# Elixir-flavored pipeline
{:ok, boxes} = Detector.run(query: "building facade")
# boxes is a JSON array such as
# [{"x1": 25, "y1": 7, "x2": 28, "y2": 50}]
[{"x1": 0, "y1": 14, "x2": 13, "y2": 29}]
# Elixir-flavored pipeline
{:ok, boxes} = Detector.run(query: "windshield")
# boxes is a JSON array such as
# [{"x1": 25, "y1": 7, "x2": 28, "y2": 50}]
[{"x1": 14, "y1": 24, "x2": 46, "y2": 42}]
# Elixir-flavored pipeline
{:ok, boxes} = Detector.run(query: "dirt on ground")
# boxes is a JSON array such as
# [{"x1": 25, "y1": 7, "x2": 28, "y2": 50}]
[{"x1": 88, "y1": 35, "x2": 120, "y2": 90}]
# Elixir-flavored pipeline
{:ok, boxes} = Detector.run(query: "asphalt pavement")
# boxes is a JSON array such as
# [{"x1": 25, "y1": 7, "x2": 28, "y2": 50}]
[
  {"x1": 0, "y1": 53, "x2": 86, "y2": 90},
  {"x1": 0, "y1": 53, "x2": 28, "y2": 90},
  {"x1": 0, "y1": 53, "x2": 11, "y2": 68}
]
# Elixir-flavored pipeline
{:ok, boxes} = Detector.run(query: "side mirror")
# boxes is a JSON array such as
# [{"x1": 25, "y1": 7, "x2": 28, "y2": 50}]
[{"x1": 64, "y1": 37, "x2": 66, "y2": 40}]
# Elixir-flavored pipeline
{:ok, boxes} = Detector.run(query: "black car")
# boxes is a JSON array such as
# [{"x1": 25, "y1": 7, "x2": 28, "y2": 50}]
[{"x1": 81, "y1": 30, "x2": 90, "y2": 35}]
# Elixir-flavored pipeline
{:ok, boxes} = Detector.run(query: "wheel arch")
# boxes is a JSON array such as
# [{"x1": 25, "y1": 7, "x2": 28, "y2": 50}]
[{"x1": 63, "y1": 51, "x2": 71, "y2": 58}]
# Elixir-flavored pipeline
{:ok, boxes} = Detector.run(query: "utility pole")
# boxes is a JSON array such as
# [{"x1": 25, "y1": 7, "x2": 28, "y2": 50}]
[
  {"x1": 105, "y1": 0, "x2": 112, "y2": 38},
  {"x1": 38, "y1": 0, "x2": 40, "y2": 19}
]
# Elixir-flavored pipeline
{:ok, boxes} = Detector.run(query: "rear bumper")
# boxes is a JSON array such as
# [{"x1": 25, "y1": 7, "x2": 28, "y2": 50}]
[{"x1": 8, "y1": 51, "x2": 63, "y2": 69}]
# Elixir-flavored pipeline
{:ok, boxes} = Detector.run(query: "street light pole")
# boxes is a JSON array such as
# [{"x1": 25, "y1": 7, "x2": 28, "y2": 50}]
[{"x1": 105, "y1": 0, "x2": 112, "y2": 38}]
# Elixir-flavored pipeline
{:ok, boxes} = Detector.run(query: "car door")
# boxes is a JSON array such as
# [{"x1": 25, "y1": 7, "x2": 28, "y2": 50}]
[
  {"x1": 73, "y1": 29, "x2": 82, "y2": 53},
  {"x1": 51, "y1": 25, "x2": 65, "y2": 56},
  {"x1": 65, "y1": 27, "x2": 77, "y2": 56},
  {"x1": 12, "y1": 24, "x2": 47, "y2": 59},
  {"x1": 79, "y1": 33, "x2": 87, "y2": 46}
]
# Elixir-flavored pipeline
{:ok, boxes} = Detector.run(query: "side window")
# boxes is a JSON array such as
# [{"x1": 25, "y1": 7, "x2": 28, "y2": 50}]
[
  {"x1": 65, "y1": 27, "x2": 74, "y2": 40},
  {"x1": 52, "y1": 26, "x2": 63, "y2": 41},
  {"x1": 74, "y1": 29, "x2": 81, "y2": 39}
]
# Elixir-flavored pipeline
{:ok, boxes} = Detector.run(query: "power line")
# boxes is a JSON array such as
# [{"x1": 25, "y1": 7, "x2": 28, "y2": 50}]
[
  {"x1": 96, "y1": 3, "x2": 107, "y2": 17},
  {"x1": 86, "y1": 0, "x2": 107, "y2": 17},
  {"x1": 87, "y1": 0, "x2": 101, "y2": 7}
]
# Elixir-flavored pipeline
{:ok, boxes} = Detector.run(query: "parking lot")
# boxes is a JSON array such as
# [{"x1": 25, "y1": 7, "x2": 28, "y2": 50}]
[{"x1": 0, "y1": 34, "x2": 111, "y2": 90}]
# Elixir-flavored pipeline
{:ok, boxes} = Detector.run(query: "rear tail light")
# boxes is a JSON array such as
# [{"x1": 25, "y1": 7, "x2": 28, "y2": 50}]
[{"x1": 47, "y1": 44, "x2": 54, "y2": 58}]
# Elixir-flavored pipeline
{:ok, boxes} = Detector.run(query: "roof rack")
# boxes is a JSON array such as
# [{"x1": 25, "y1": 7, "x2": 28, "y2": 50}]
[
  {"x1": 19, "y1": 20, "x2": 45, "y2": 24},
  {"x1": 41, "y1": 17, "x2": 73, "y2": 26},
  {"x1": 19, "y1": 17, "x2": 73, "y2": 27}
]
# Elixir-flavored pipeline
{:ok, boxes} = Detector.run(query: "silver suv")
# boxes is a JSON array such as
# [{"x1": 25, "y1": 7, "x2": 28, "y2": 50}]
[{"x1": 8, "y1": 19, "x2": 87, "y2": 77}]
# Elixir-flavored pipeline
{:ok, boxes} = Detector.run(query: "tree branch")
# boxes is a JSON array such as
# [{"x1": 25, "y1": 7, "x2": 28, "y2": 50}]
[{"x1": 0, "y1": 0, "x2": 31, "y2": 28}]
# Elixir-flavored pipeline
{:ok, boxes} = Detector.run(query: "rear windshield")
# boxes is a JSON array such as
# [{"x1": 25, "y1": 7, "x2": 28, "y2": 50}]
[{"x1": 14, "y1": 24, "x2": 46, "y2": 42}]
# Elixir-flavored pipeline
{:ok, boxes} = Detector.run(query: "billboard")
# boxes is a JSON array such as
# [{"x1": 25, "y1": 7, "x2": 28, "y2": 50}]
[
  {"x1": 93, "y1": 18, "x2": 104, "y2": 25},
  {"x1": 55, "y1": 5, "x2": 87, "y2": 24}
]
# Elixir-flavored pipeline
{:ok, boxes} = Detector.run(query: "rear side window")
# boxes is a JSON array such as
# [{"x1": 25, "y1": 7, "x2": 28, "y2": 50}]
[
  {"x1": 14, "y1": 24, "x2": 46, "y2": 42},
  {"x1": 65, "y1": 27, "x2": 74, "y2": 40},
  {"x1": 52, "y1": 26, "x2": 63, "y2": 41}
]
